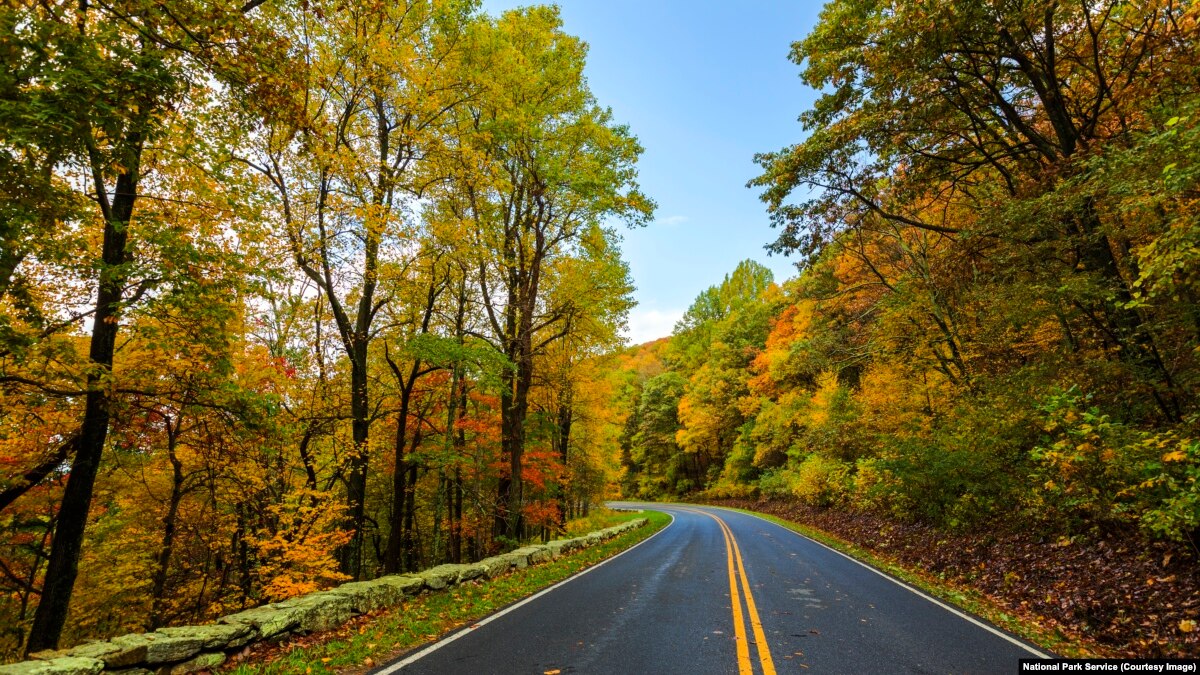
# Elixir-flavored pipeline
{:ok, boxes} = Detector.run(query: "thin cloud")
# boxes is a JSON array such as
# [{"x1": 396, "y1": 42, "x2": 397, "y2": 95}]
[
  {"x1": 656, "y1": 215, "x2": 688, "y2": 227},
  {"x1": 622, "y1": 308, "x2": 684, "y2": 345}
]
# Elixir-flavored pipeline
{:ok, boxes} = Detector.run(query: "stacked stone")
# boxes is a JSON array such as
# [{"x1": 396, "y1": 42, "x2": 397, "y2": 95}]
[{"x1": 3, "y1": 518, "x2": 647, "y2": 675}]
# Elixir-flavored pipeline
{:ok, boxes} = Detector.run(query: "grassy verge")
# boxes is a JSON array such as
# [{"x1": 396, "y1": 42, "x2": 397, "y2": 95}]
[
  {"x1": 225, "y1": 509, "x2": 672, "y2": 674},
  {"x1": 561, "y1": 508, "x2": 646, "y2": 536},
  {"x1": 711, "y1": 504, "x2": 1094, "y2": 658}
]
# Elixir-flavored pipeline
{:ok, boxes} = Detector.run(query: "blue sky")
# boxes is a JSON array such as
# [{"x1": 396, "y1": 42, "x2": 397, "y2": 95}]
[{"x1": 481, "y1": 1, "x2": 824, "y2": 343}]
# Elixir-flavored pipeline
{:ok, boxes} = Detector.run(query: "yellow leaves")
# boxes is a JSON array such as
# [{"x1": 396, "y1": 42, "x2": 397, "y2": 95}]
[
  {"x1": 1163, "y1": 449, "x2": 1187, "y2": 462},
  {"x1": 1180, "y1": 619, "x2": 1196, "y2": 633},
  {"x1": 807, "y1": 370, "x2": 841, "y2": 428}
]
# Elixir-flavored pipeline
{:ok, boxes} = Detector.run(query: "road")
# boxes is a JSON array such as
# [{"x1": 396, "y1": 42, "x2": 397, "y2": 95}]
[{"x1": 375, "y1": 503, "x2": 1049, "y2": 674}]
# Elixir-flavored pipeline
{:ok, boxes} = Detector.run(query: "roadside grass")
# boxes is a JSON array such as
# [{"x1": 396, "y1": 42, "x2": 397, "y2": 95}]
[
  {"x1": 224, "y1": 510, "x2": 671, "y2": 674},
  {"x1": 561, "y1": 507, "x2": 643, "y2": 536},
  {"x1": 711, "y1": 505, "x2": 1096, "y2": 659}
]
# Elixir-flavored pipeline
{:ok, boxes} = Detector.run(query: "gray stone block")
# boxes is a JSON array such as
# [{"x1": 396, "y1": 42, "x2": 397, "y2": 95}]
[
  {"x1": 274, "y1": 592, "x2": 355, "y2": 633},
  {"x1": 498, "y1": 551, "x2": 530, "y2": 568},
  {"x1": 156, "y1": 623, "x2": 253, "y2": 650},
  {"x1": 423, "y1": 563, "x2": 483, "y2": 585},
  {"x1": 376, "y1": 574, "x2": 426, "y2": 597},
  {"x1": 328, "y1": 579, "x2": 408, "y2": 614},
  {"x1": 62, "y1": 643, "x2": 118, "y2": 662},
  {"x1": 109, "y1": 633, "x2": 205, "y2": 666},
  {"x1": 474, "y1": 556, "x2": 510, "y2": 578},
  {"x1": 464, "y1": 562, "x2": 492, "y2": 580},
  {"x1": 545, "y1": 539, "x2": 571, "y2": 557},
  {"x1": 152, "y1": 651, "x2": 224, "y2": 675},
  {"x1": 0, "y1": 657, "x2": 104, "y2": 675},
  {"x1": 509, "y1": 546, "x2": 551, "y2": 565},
  {"x1": 219, "y1": 604, "x2": 301, "y2": 640},
  {"x1": 417, "y1": 566, "x2": 455, "y2": 590}
]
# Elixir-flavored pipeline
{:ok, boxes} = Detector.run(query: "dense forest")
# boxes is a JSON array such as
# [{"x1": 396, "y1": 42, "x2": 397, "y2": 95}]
[
  {"x1": 614, "y1": 0, "x2": 1200, "y2": 588},
  {"x1": 0, "y1": 0, "x2": 649, "y2": 658}
]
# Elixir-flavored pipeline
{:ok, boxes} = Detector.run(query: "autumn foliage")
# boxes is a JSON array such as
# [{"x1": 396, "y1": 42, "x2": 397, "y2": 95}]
[{"x1": 0, "y1": 0, "x2": 645, "y2": 658}]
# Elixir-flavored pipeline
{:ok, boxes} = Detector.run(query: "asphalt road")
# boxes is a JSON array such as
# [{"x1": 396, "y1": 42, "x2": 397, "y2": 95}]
[{"x1": 375, "y1": 503, "x2": 1049, "y2": 674}]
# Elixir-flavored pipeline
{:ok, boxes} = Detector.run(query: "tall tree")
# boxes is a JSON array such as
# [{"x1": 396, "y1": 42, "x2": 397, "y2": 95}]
[
  {"x1": 441, "y1": 7, "x2": 651, "y2": 539},
  {"x1": 244, "y1": 0, "x2": 474, "y2": 576},
  {"x1": 7, "y1": 0, "x2": 276, "y2": 650},
  {"x1": 751, "y1": 0, "x2": 1199, "y2": 421}
]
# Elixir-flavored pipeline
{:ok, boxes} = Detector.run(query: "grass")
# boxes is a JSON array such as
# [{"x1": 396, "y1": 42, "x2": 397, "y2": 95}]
[
  {"x1": 710, "y1": 504, "x2": 1097, "y2": 659},
  {"x1": 561, "y1": 508, "x2": 645, "y2": 536},
  {"x1": 225, "y1": 509, "x2": 671, "y2": 674}
]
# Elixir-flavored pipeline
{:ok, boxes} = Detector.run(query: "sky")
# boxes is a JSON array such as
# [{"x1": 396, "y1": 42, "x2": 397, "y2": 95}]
[{"x1": 480, "y1": 1, "x2": 825, "y2": 344}]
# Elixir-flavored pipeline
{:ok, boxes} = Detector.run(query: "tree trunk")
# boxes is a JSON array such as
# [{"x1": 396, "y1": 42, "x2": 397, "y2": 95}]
[
  {"x1": 148, "y1": 427, "x2": 184, "y2": 630},
  {"x1": 1073, "y1": 200, "x2": 1183, "y2": 421},
  {"x1": 26, "y1": 143, "x2": 140, "y2": 654},
  {"x1": 383, "y1": 376, "x2": 416, "y2": 573},
  {"x1": 341, "y1": 344, "x2": 370, "y2": 579},
  {"x1": 402, "y1": 459, "x2": 419, "y2": 569},
  {"x1": 450, "y1": 466, "x2": 463, "y2": 563},
  {"x1": 553, "y1": 386, "x2": 573, "y2": 532}
]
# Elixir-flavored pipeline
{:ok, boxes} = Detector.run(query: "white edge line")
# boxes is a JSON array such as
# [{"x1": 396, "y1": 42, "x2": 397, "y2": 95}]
[
  {"x1": 710, "y1": 505, "x2": 1053, "y2": 660},
  {"x1": 375, "y1": 512, "x2": 676, "y2": 674}
]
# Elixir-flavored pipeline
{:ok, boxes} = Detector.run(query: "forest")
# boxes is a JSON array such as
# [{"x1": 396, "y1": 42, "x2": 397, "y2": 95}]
[
  {"x1": 610, "y1": 0, "x2": 1200, "y2": 650},
  {"x1": 0, "y1": 0, "x2": 650, "y2": 658},
  {"x1": 3, "y1": 0, "x2": 1200, "y2": 664}
]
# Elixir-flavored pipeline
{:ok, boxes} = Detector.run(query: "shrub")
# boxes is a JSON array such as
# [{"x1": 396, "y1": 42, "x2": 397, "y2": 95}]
[
  {"x1": 1029, "y1": 387, "x2": 1159, "y2": 535},
  {"x1": 790, "y1": 454, "x2": 850, "y2": 507},
  {"x1": 698, "y1": 483, "x2": 761, "y2": 500},
  {"x1": 757, "y1": 468, "x2": 796, "y2": 499},
  {"x1": 1136, "y1": 435, "x2": 1200, "y2": 544}
]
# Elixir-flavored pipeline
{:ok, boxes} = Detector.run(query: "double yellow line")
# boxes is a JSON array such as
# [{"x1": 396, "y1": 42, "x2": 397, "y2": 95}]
[{"x1": 681, "y1": 508, "x2": 776, "y2": 675}]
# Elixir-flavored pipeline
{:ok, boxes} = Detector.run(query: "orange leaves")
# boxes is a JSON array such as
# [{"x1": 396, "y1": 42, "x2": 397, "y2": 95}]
[
  {"x1": 248, "y1": 490, "x2": 353, "y2": 602},
  {"x1": 522, "y1": 501, "x2": 561, "y2": 530},
  {"x1": 455, "y1": 416, "x2": 500, "y2": 443}
]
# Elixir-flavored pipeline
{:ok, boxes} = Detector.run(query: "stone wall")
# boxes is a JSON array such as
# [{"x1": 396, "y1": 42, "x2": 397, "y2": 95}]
[{"x1": 3, "y1": 518, "x2": 648, "y2": 675}]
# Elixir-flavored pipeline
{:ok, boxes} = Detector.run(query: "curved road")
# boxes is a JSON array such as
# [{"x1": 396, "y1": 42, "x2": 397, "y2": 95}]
[{"x1": 376, "y1": 503, "x2": 1048, "y2": 674}]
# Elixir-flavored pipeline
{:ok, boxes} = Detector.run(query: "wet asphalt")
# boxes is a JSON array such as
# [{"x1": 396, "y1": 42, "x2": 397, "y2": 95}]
[{"x1": 376, "y1": 503, "x2": 1047, "y2": 674}]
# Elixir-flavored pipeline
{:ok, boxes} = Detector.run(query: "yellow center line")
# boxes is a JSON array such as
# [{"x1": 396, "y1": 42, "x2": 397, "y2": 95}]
[
  {"x1": 681, "y1": 506, "x2": 752, "y2": 673},
  {"x1": 679, "y1": 507, "x2": 776, "y2": 675},
  {"x1": 719, "y1": 513, "x2": 754, "y2": 675},
  {"x1": 721, "y1": 517, "x2": 778, "y2": 675}
]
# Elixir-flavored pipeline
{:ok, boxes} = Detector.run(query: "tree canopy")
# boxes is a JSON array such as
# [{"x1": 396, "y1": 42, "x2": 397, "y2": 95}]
[{"x1": 0, "y1": 0, "x2": 648, "y2": 656}]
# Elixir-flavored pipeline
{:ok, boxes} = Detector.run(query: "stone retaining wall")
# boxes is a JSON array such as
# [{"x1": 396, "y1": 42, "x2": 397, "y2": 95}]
[{"x1": 3, "y1": 518, "x2": 648, "y2": 675}]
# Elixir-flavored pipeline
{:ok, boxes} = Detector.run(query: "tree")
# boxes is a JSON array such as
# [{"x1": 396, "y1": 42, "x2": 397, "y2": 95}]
[
  {"x1": 439, "y1": 6, "x2": 651, "y2": 539},
  {"x1": 631, "y1": 372, "x2": 687, "y2": 496},
  {"x1": 751, "y1": 0, "x2": 1199, "y2": 421},
  {"x1": 243, "y1": 0, "x2": 474, "y2": 576},
  {"x1": 2, "y1": 0, "x2": 281, "y2": 649}
]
